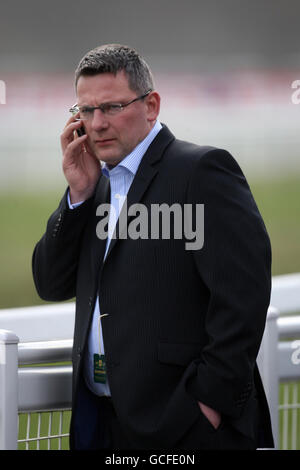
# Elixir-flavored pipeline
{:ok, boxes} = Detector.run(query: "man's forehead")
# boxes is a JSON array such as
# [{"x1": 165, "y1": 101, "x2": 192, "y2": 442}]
[{"x1": 76, "y1": 70, "x2": 131, "y2": 97}]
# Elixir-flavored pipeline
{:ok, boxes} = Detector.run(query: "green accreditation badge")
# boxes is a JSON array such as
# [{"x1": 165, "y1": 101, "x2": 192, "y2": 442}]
[{"x1": 93, "y1": 353, "x2": 107, "y2": 384}]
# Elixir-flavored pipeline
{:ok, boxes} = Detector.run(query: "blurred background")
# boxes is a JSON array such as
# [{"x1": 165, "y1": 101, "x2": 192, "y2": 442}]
[{"x1": 0, "y1": 0, "x2": 300, "y2": 308}]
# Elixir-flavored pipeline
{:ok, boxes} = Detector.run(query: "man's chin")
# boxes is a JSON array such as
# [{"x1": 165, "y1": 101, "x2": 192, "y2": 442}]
[
  {"x1": 97, "y1": 153, "x2": 123, "y2": 168},
  {"x1": 91, "y1": 143, "x2": 129, "y2": 167}
]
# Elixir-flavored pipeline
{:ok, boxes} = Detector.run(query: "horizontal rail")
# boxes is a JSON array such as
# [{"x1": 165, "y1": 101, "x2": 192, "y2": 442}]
[
  {"x1": 18, "y1": 339, "x2": 73, "y2": 365},
  {"x1": 271, "y1": 273, "x2": 300, "y2": 315},
  {"x1": 278, "y1": 316, "x2": 300, "y2": 339},
  {"x1": 18, "y1": 365, "x2": 72, "y2": 412},
  {"x1": 17, "y1": 433, "x2": 69, "y2": 444},
  {"x1": 278, "y1": 341, "x2": 300, "y2": 381},
  {"x1": 0, "y1": 303, "x2": 75, "y2": 343}
]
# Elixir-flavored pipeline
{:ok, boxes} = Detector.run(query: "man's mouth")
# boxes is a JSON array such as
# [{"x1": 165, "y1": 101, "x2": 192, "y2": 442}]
[{"x1": 94, "y1": 138, "x2": 115, "y2": 146}]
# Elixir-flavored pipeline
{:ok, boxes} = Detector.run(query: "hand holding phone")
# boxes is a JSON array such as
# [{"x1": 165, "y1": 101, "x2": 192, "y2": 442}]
[{"x1": 60, "y1": 107, "x2": 101, "y2": 204}]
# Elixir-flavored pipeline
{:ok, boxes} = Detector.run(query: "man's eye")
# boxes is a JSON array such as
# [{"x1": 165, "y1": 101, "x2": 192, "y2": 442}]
[
  {"x1": 105, "y1": 104, "x2": 122, "y2": 114},
  {"x1": 80, "y1": 107, "x2": 93, "y2": 114}
]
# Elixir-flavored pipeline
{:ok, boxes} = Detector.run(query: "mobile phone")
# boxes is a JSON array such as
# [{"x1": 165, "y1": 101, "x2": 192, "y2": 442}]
[
  {"x1": 76, "y1": 125, "x2": 86, "y2": 137},
  {"x1": 70, "y1": 103, "x2": 86, "y2": 137}
]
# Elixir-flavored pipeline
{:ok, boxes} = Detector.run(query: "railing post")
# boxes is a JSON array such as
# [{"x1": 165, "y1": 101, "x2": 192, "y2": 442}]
[
  {"x1": 257, "y1": 306, "x2": 279, "y2": 449},
  {"x1": 0, "y1": 329, "x2": 19, "y2": 450}
]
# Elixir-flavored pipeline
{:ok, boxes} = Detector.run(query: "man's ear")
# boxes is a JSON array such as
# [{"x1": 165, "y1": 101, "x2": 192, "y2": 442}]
[{"x1": 146, "y1": 91, "x2": 161, "y2": 122}]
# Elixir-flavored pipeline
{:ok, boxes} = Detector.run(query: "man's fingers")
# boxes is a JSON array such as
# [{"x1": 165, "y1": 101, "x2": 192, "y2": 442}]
[
  {"x1": 61, "y1": 120, "x2": 85, "y2": 148},
  {"x1": 83, "y1": 138, "x2": 98, "y2": 160},
  {"x1": 62, "y1": 133, "x2": 87, "y2": 165},
  {"x1": 65, "y1": 133, "x2": 87, "y2": 154},
  {"x1": 198, "y1": 402, "x2": 221, "y2": 430},
  {"x1": 63, "y1": 112, "x2": 81, "y2": 129},
  {"x1": 62, "y1": 120, "x2": 83, "y2": 135}
]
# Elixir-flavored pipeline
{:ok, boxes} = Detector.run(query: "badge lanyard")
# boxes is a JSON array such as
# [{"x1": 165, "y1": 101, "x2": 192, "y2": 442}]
[{"x1": 93, "y1": 313, "x2": 109, "y2": 384}]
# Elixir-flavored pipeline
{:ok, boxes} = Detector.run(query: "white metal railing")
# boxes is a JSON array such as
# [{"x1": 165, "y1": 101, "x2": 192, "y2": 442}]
[
  {"x1": 257, "y1": 306, "x2": 279, "y2": 447},
  {"x1": 0, "y1": 303, "x2": 74, "y2": 450},
  {"x1": 268, "y1": 273, "x2": 300, "y2": 450},
  {"x1": 270, "y1": 273, "x2": 300, "y2": 315},
  {"x1": 18, "y1": 339, "x2": 73, "y2": 365},
  {"x1": 0, "y1": 273, "x2": 299, "y2": 450},
  {"x1": 0, "y1": 330, "x2": 19, "y2": 449},
  {"x1": 0, "y1": 302, "x2": 75, "y2": 342}
]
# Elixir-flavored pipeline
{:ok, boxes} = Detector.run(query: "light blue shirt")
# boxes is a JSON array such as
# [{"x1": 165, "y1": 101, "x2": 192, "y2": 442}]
[{"x1": 68, "y1": 120, "x2": 162, "y2": 396}]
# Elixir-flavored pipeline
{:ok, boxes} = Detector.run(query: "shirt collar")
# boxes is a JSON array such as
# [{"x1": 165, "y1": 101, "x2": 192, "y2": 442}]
[{"x1": 102, "y1": 120, "x2": 162, "y2": 178}]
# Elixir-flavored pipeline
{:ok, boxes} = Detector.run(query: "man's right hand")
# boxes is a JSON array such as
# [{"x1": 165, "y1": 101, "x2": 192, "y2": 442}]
[{"x1": 61, "y1": 115, "x2": 101, "y2": 204}]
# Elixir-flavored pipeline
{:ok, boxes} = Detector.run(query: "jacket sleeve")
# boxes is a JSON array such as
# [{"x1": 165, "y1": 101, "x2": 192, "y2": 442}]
[
  {"x1": 186, "y1": 148, "x2": 272, "y2": 418},
  {"x1": 32, "y1": 187, "x2": 93, "y2": 302}
]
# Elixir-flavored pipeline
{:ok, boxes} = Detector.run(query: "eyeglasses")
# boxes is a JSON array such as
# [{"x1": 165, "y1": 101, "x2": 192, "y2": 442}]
[{"x1": 69, "y1": 90, "x2": 152, "y2": 120}]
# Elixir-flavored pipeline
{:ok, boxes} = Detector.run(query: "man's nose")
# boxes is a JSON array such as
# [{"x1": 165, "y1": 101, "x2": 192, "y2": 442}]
[{"x1": 90, "y1": 108, "x2": 109, "y2": 131}]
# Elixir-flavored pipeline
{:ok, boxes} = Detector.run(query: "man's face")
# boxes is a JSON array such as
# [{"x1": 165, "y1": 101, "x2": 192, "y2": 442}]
[{"x1": 76, "y1": 71, "x2": 159, "y2": 167}]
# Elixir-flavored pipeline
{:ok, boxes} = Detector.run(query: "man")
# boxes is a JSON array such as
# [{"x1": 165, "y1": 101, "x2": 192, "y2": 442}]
[{"x1": 32, "y1": 44, "x2": 274, "y2": 450}]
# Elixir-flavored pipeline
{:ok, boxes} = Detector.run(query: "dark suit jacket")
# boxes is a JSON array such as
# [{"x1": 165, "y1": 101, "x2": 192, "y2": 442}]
[{"x1": 32, "y1": 125, "x2": 274, "y2": 449}]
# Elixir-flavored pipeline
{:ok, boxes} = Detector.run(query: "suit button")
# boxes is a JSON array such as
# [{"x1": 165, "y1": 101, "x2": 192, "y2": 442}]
[{"x1": 88, "y1": 296, "x2": 93, "y2": 307}]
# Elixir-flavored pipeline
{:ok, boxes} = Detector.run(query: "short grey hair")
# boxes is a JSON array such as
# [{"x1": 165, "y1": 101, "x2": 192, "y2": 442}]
[{"x1": 75, "y1": 44, "x2": 154, "y2": 94}]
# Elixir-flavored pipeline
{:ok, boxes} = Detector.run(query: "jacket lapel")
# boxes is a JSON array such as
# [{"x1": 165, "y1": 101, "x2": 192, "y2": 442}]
[
  {"x1": 90, "y1": 174, "x2": 111, "y2": 279},
  {"x1": 103, "y1": 125, "x2": 175, "y2": 263}
]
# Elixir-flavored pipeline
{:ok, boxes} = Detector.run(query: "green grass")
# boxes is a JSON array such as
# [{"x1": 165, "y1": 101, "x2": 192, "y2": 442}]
[
  {"x1": 0, "y1": 188, "x2": 67, "y2": 308},
  {"x1": 0, "y1": 176, "x2": 300, "y2": 309},
  {"x1": 249, "y1": 177, "x2": 300, "y2": 276},
  {"x1": 18, "y1": 409, "x2": 71, "y2": 450},
  {"x1": 278, "y1": 382, "x2": 300, "y2": 450}
]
